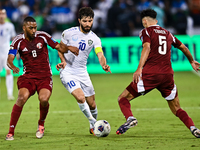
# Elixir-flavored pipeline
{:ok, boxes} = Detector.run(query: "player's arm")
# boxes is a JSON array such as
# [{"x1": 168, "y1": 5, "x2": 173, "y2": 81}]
[
  {"x1": 178, "y1": 43, "x2": 200, "y2": 72},
  {"x1": 56, "y1": 51, "x2": 66, "y2": 71},
  {"x1": 133, "y1": 42, "x2": 150, "y2": 83},
  {"x1": 96, "y1": 47, "x2": 111, "y2": 73},
  {"x1": 55, "y1": 41, "x2": 79, "y2": 56},
  {"x1": 7, "y1": 50, "x2": 19, "y2": 74}
]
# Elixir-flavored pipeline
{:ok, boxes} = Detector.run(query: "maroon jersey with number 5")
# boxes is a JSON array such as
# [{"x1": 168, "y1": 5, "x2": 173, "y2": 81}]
[
  {"x1": 10, "y1": 31, "x2": 58, "y2": 78},
  {"x1": 139, "y1": 25, "x2": 182, "y2": 74}
]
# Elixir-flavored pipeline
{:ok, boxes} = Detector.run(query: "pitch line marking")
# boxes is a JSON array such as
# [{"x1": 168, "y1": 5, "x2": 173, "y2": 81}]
[{"x1": 0, "y1": 107, "x2": 200, "y2": 115}]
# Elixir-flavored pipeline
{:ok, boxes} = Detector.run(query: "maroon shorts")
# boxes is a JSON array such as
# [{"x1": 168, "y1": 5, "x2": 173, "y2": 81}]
[
  {"x1": 17, "y1": 76, "x2": 53, "y2": 96},
  {"x1": 126, "y1": 73, "x2": 178, "y2": 100}
]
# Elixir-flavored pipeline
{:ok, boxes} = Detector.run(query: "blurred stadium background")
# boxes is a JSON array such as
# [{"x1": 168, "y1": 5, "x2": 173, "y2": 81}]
[{"x1": 0, "y1": 0, "x2": 200, "y2": 76}]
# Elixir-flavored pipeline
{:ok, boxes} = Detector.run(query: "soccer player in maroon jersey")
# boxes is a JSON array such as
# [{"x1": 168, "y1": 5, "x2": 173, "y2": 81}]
[
  {"x1": 116, "y1": 9, "x2": 200, "y2": 138},
  {"x1": 5, "y1": 17, "x2": 79, "y2": 140}
]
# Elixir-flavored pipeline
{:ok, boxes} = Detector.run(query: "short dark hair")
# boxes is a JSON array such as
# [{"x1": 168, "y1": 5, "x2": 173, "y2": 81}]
[
  {"x1": 141, "y1": 9, "x2": 157, "y2": 19},
  {"x1": 23, "y1": 16, "x2": 36, "y2": 25},
  {"x1": 78, "y1": 7, "x2": 94, "y2": 20}
]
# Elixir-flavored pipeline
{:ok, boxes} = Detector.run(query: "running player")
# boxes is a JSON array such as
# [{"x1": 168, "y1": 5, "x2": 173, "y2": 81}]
[
  {"x1": 5, "y1": 16, "x2": 79, "y2": 140},
  {"x1": 56, "y1": 7, "x2": 111, "y2": 134},
  {"x1": 0, "y1": 9, "x2": 16, "y2": 100},
  {"x1": 116, "y1": 9, "x2": 200, "y2": 138}
]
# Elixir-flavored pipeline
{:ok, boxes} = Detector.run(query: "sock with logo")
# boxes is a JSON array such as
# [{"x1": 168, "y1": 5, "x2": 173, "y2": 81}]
[
  {"x1": 38, "y1": 103, "x2": 49, "y2": 126},
  {"x1": 8, "y1": 104, "x2": 23, "y2": 135}
]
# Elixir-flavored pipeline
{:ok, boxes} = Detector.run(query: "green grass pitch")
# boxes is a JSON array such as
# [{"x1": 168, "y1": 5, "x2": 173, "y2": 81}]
[{"x1": 0, "y1": 72, "x2": 200, "y2": 150}]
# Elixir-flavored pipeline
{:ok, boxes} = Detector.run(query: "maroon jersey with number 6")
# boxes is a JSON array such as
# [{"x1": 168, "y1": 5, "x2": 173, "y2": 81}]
[
  {"x1": 10, "y1": 31, "x2": 58, "y2": 79},
  {"x1": 139, "y1": 25, "x2": 182, "y2": 74}
]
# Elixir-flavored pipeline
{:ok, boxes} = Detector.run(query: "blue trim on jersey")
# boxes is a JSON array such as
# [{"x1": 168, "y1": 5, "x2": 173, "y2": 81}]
[
  {"x1": 51, "y1": 38, "x2": 56, "y2": 43},
  {"x1": 8, "y1": 49, "x2": 17, "y2": 56}
]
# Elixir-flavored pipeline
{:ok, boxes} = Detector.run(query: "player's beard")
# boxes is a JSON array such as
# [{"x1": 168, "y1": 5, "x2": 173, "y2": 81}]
[{"x1": 81, "y1": 24, "x2": 92, "y2": 33}]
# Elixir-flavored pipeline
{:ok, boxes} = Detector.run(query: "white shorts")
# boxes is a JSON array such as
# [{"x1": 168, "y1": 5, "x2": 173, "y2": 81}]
[
  {"x1": 60, "y1": 70, "x2": 95, "y2": 97},
  {"x1": 0, "y1": 56, "x2": 9, "y2": 72}
]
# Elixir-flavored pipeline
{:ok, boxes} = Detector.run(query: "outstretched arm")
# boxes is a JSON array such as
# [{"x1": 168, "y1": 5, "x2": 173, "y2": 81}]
[
  {"x1": 133, "y1": 42, "x2": 150, "y2": 83},
  {"x1": 7, "y1": 54, "x2": 19, "y2": 74},
  {"x1": 178, "y1": 43, "x2": 200, "y2": 72},
  {"x1": 55, "y1": 41, "x2": 79, "y2": 56},
  {"x1": 97, "y1": 52, "x2": 111, "y2": 73}
]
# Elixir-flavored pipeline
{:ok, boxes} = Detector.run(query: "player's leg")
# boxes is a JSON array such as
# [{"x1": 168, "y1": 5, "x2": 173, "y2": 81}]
[
  {"x1": 6, "y1": 88, "x2": 30, "y2": 140},
  {"x1": 86, "y1": 95, "x2": 97, "y2": 134},
  {"x1": 6, "y1": 69, "x2": 14, "y2": 100},
  {"x1": 36, "y1": 88, "x2": 51, "y2": 139},
  {"x1": 36, "y1": 77, "x2": 52, "y2": 139},
  {"x1": 72, "y1": 88, "x2": 96, "y2": 127},
  {"x1": 116, "y1": 87, "x2": 139, "y2": 135},
  {"x1": 167, "y1": 96, "x2": 200, "y2": 138},
  {"x1": 86, "y1": 95, "x2": 97, "y2": 119}
]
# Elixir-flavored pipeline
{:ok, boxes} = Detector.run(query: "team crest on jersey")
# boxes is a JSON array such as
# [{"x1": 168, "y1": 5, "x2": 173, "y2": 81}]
[
  {"x1": 72, "y1": 35, "x2": 78, "y2": 41},
  {"x1": 37, "y1": 43, "x2": 42, "y2": 49},
  {"x1": 88, "y1": 39, "x2": 93, "y2": 46}
]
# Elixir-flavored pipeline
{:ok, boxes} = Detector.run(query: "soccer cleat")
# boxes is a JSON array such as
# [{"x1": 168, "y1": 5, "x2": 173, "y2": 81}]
[
  {"x1": 7, "y1": 95, "x2": 14, "y2": 101},
  {"x1": 90, "y1": 128, "x2": 95, "y2": 135},
  {"x1": 190, "y1": 127, "x2": 200, "y2": 138},
  {"x1": 5, "y1": 133, "x2": 14, "y2": 141},
  {"x1": 36, "y1": 125, "x2": 44, "y2": 139},
  {"x1": 116, "y1": 119, "x2": 138, "y2": 135}
]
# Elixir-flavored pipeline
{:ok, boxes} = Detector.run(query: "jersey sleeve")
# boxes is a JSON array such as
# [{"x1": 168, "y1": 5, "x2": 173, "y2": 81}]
[
  {"x1": 170, "y1": 33, "x2": 182, "y2": 48},
  {"x1": 139, "y1": 29, "x2": 151, "y2": 45},
  {"x1": 37, "y1": 31, "x2": 58, "y2": 49},
  {"x1": 61, "y1": 30, "x2": 69, "y2": 45},
  {"x1": 93, "y1": 36, "x2": 102, "y2": 49}
]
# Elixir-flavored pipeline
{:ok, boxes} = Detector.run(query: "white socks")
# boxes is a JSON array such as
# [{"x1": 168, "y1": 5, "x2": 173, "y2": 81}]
[
  {"x1": 90, "y1": 107, "x2": 98, "y2": 120},
  {"x1": 6, "y1": 74, "x2": 13, "y2": 97},
  {"x1": 78, "y1": 101, "x2": 96, "y2": 124}
]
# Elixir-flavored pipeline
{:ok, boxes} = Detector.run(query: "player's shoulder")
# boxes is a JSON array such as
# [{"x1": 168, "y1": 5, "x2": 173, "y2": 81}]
[
  {"x1": 11, "y1": 33, "x2": 24, "y2": 45},
  {"x1": 36, "y1": 31, "x2": 52, "y2": 38},
  {"x1": 62, "y1": 26, "x2": 79, "y2": 34},
  {"x1": 89, "y1": 30, "x2": 99, "y2": 37},
  {"x1": 5, "y1": 22, "x2": 15, "y2": 28}
]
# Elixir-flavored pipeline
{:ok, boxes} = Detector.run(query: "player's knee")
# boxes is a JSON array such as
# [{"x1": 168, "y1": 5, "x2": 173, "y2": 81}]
[
  {"x1": 17, "y1": 95, "x2": 28, "y2": 106},
  {"x1": 76, "y1": 95, "x2": 85, "y2": 103},
  {"x1": 39, "y1": 95, "x2": 49, "y2": 103}
]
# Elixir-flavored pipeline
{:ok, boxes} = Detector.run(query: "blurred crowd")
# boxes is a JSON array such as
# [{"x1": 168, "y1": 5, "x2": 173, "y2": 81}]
[{"x1": 1, "y1": 0, "x2": 200, "y2": 37}]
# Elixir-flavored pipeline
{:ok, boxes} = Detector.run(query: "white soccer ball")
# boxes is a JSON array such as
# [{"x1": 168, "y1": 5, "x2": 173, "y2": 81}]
[{"x1": 94, "y1": 120, "x2": 111, "y2": 137}]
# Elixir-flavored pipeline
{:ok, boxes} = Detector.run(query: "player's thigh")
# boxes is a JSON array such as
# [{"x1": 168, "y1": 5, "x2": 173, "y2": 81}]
[
  {"x1": 38, "y1": 88, "x2": 52, "y2": 103},
  {"x1": 60, "y1": 72, "x2": 81, "y2": 94},
  {"x1": 17, "y1": 76, "x2": 37, "y2": 96},
  {"x1": 16, "y1": 88, "x2": 30, "y2": 106},
  {"x1": 157, "y1": 74, "x2": 177, "y2": 100},
  {"x1": 80, "y1": 76, "x2": 95, "y2": 97},
  {"x1": 71, "y1": 88, "x2": 85, "y2": 103},
  {"x1": 0, "y1": 56, "x2": 6, "y2": 72}
]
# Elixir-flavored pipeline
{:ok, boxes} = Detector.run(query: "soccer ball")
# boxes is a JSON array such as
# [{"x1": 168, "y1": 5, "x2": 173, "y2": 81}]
[{"x1": 94, "y1": 120, "x2": 111, "y2": 137}]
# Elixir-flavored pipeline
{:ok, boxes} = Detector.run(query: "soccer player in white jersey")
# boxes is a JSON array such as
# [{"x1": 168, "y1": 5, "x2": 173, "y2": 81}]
[
  {"x1": 56, "y1": 7, "x2": 111, "y2": 134},
  {"x1": 0, "y1": 9, "x2": 16, "y2": 100}
]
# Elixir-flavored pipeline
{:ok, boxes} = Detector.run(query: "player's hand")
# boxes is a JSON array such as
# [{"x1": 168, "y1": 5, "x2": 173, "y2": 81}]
[
  {"x1": 133, "y1": 68, "x2": 142, "y2": 83},
  {"x1": 12, "y1": 66, "x2": 20, "y2": 74},
  {"x1": 68, "y1": 46, "x2": 79, "y2": 56},
  {"x1": 56, "y1": 62, "x2": 66, "y2": 71},
  {"x1": 191, "y1": 60, "x2": 200, "y2": 72},
  {"x1": 102, "y1": 65, "x2": 111, "y2": 73}
]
